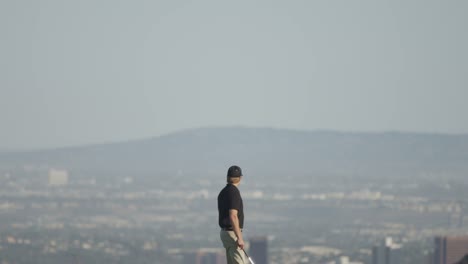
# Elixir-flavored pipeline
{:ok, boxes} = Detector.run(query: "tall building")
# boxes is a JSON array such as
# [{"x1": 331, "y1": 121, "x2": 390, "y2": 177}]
[
  {"x1": 250, "y1": 236, "x2": 268, "y2": 264},
  {"x1": 371, "y1": 237, "x2": 402, "y2": 264},
  {"x1": 434, "y1": 236, "x2": 468, "y2": 264}
]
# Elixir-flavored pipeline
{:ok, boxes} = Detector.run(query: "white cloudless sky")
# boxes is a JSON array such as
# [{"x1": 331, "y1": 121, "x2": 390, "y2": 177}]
[{"x1": 1, "y1": 0, "x2": 467, "y2": 149}]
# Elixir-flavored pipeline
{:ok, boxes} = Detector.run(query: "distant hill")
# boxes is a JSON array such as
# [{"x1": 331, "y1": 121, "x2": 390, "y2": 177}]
[{"x1": 1, "y1": 127, "x2": 467, "y2": 180}]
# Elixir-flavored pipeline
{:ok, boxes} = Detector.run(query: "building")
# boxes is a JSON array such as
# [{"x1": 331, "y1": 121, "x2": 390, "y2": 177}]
[
  {"x1": 371, "y1": 237, "x2": 402, "y2": 264},
  {"x1": 338, "y1": 256, "x2": 350, "y2": 264},
  {"x1": 197, "y1": 250, "x2": 225, "y2": 264},
  {"x1": 48, "y1": 169, "x2": 69, "y2": 186},
  {"x1": 336, "y1": 256, "x2": 364, "y2": 264},
  {"x1": 181, "y1": 249, "x2": 225, "y2": 264},
  {"x1": 434, "y1": 236, "x2": 468, "y2": 264},
  {"x1": 250, "y1": 236, "x2": 268, "y2": 264}
]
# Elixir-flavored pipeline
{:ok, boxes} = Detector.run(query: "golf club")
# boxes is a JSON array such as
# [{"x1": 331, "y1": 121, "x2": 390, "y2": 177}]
[{"x1": 242, "y1": 248, "x2": 255, "y2": 264}]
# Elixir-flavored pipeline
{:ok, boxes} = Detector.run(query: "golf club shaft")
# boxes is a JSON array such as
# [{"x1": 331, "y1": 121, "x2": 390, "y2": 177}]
[{"x1": 242, "y1": 248, "x2": 255, "y2": 264}]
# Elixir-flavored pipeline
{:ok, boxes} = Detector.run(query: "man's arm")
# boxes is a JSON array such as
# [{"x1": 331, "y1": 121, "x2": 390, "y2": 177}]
[{"x1": 229, "y1": 209, "x2": 244, "y2": 249}]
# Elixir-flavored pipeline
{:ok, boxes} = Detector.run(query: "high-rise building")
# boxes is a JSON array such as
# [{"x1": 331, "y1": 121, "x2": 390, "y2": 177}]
[
  {"x1": 371, "y1": 237, "x2": 402, "y2": 264},
  {"x1": 434, "y1": 236, "x2": 468, "y2": 264},
  {"x1": 250, "y1": 236, "x2": 268, "y2": 264}
]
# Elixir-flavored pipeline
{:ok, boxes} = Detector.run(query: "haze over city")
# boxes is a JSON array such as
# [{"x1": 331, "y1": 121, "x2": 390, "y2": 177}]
[{"x1": 1, "y1": 1, "x2": 468, "y2": 264}]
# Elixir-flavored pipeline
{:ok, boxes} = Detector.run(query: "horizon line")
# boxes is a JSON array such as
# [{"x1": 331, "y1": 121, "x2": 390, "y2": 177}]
[{"x1": 2, "y1": 126, "x2": 467, "y2": 153}]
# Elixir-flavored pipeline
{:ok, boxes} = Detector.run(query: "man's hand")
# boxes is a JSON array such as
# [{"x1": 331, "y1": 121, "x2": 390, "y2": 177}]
[{"x1": 237, "y1": 237, "x2": 245, "y2": 250}]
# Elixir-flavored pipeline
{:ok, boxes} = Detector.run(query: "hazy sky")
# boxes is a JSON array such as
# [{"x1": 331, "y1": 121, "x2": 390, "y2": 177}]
[{"x1": 1, "y1": 0, "x2": 467, "y2": 149}]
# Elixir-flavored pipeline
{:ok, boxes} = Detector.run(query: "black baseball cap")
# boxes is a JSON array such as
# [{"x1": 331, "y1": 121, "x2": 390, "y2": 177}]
[{"x1": 227, "y1": 165, "x2": 243, "y2": 178}]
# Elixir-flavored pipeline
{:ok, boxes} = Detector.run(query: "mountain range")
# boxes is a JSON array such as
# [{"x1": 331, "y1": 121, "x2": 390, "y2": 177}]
[{"x1": 1, "y1": 127, "x2": 467, "y2": 181}]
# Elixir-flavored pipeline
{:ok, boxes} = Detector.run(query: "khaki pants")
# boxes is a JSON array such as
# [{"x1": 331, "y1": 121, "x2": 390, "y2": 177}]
[{"x1": 220, "y1": 230, "x2": 246, "y2": 264}]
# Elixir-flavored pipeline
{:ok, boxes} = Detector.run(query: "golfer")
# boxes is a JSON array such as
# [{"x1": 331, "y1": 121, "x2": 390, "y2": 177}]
[{"x1": 218, "y1": 165, "x2": 246, "y2": 264}]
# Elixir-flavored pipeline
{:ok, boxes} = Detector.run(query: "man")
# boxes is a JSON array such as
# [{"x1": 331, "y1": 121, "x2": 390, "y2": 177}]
[
  {"x1": 456, "y1": 254, "x2": 468, "y2": 264},
  {"x1": 218, "y1": 165, "x2": 246, "y2": 264}
]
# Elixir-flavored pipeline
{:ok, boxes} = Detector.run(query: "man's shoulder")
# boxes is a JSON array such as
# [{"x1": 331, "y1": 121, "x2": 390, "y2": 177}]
[
  {"x1": 220, "y1": 184, "x2": 239, "y2": 194},
  {"x1": 226, "y1": 184, "x2": 239, "y2": 191}
]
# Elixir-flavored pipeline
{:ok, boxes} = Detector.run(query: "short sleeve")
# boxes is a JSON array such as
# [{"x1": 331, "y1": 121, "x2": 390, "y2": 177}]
[{"x1": 227, "y1": 188, "x2": 241, "y2": 210}]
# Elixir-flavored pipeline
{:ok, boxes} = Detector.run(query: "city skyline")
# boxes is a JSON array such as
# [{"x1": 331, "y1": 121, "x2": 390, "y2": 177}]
[{"x1": 0, "y1": 127, "x2": 467, "y2": 263}]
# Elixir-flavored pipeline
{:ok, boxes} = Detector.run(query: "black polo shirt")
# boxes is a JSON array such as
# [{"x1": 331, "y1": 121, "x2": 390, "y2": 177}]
[{"x1": 218, "y1": 183, "x2": 244, "y2": 229}]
